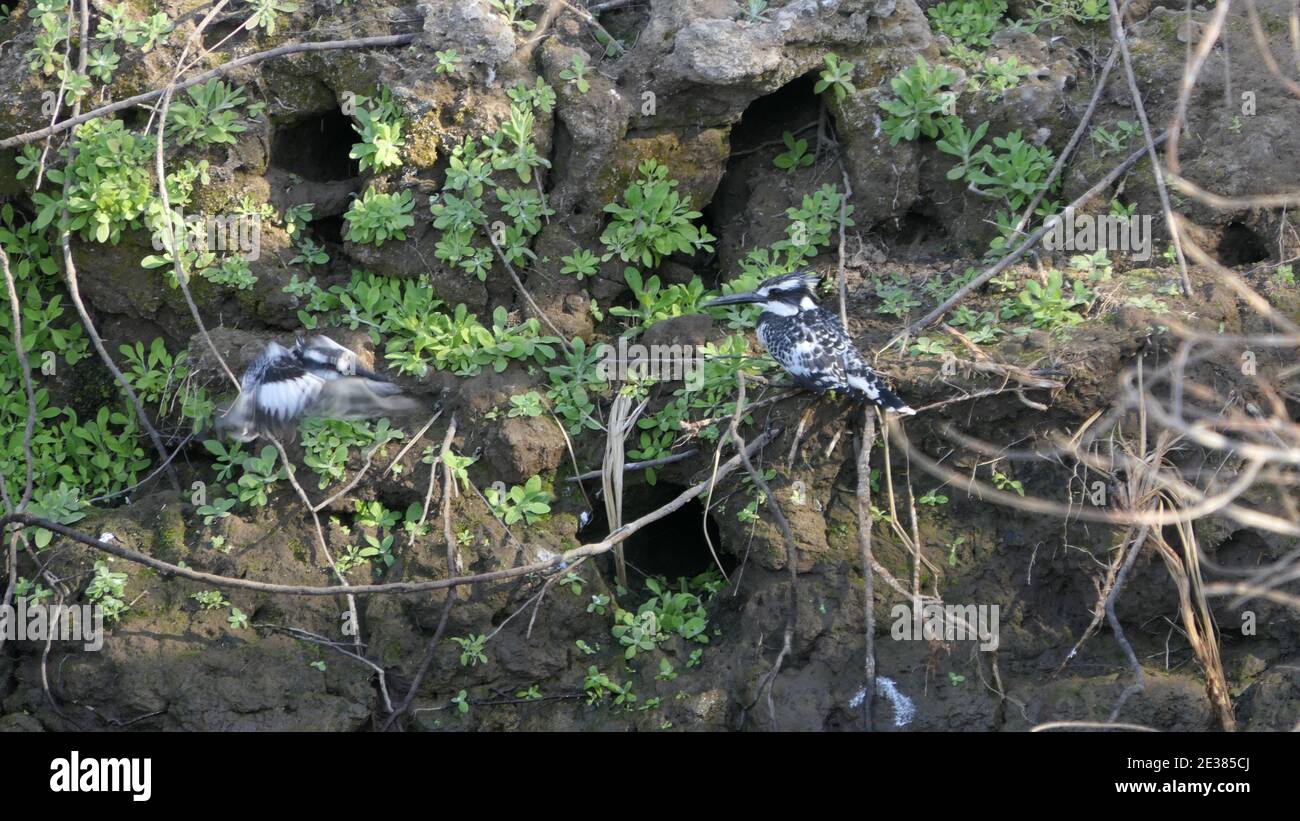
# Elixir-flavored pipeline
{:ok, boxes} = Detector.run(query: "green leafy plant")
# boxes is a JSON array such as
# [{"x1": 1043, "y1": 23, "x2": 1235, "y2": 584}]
[
  {"x1": 166, "y1": 79, "x2": 250, "y2": 146},
  {"x1": 608, "y1": 267, "x2": 707, "y2": 331},
  {"x1": 119, "y1": 337, "x2": 188, "y2": 407},
  {"x1": 191, "y1": 590, "x2": 229, "y2": 610},
  {"x1": 774, "y1": 131, "x2": 815, "y2": 172},
  {"x1": 87, "y1": 560, "x2": 129, "y2": 623},
  {"x1": 123, "y1": 12, "x2": 173, "y2": 52},
  {"x1": 879, "y1": 56, "x2": 958, "y2": 145},
  {"x1": 559, "y1": 54, "x2": 590, "y2": 93},
  {"x1": 290, "y1": 239, "x2": 329, "y2": 269},
  {"x1": 490, "y1": 0, "x2": 536, "y2": 32},
  {"x1": 1090, "y1": 120, "x2": 1139, "y2": 157},
  {"x1": 992, "y1": 469, "x2": 1024, "y2": 496},
  {"x1": 909, "y1": 336, "x2": 950, "y2": 357},
  {"x1": 583, "y1": 666, "x2": 635, "y2": 707},
  {"x1": 507, "y1": 391, "x2": 545, "y2": 417},
  {"x1": 244, "y1": 0, "x2": 299, "y2": 36},
  {"x1": 36, "y1": 118, "x2": 154, "y2": 244},
  {"x1": 971, "y1": 55, "x2": 1034, "y2": 99},
  {"x1": 349, "y1": 90, "x2": 406, "y2": 173},
  {"x1": 874, "y1": 274, "x2": 922, "y2": 317},
  {"x1": 965, "y1": 130, "x2": 1055, "y2": 210},
  {"x1": 927, "y1": 0, "x2": 1007, "y2": 46},
  {"x1": 610, "y1": 575, "x2": 713, "y2": 659},
  {"x1": 560, "y1": 248, "x2": 600, "y2": 280},
  {"x1": 815, "y1": 53, "x2": 857, "y2": 101},
  {"x1": 1013, "y1": 0, "x2": 1106, "y2": 30},
  {"x1": 343, "y1": 188, "x2": 415, "y2": 246},
  {"x1": 1011, "y1": 269, "x2": 1091, "y2": 329},
  {"x1": 918, "y1": 489, "x2": 949, "y2": 506},
  {"x1": 228, "y1": 608, "x2": 249, "y2": 629},
  {"x1": 435, "y1": 49, "x2": 461, "y2": 74},
  {"x1": 1109, "y1": 199, "x2": 1138, "y2": 221},
  {"x1": 742, "y1": 0, "x2": 771, "y2": 22},
  {"x1": 232, "y1": 446, "x2": 282, "y2": 508},
  {"x1": 451, "y1": 634, "x2": 489, "y2": 667},
  {"x1": 1069, "y1": 249, "x2": 1113, "y2": 282},
  {"x1": 486, "y1": 475, "x2": 553, "y2": 525},
  {"x1": 936, "y1": 117, "x2": 989, "y2": 180},
  {"x1": 600, "y1": 160, "x2": 715, "y2": 268},
  {"x1": 26, "y1": 0, "x2": 72, "y2": 76},
  {"x1": 545, "y1": 336, "x2": 608, "y2": 434},
  {"x1": 86, "y1": 44, "x2": 121, "y2": 83}
]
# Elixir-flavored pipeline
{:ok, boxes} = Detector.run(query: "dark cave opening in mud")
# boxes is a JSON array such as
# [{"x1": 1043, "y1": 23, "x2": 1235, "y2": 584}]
[
  {"x1": 699, "y1": 71, "x2": 826, "y2": 285},
  {"x1": 202, "y1": 16, "x2": 250, "y2": 52},
  {"x1": 1216, "y1": 220, "x2": 1270, "y2": 266},
  {"x1": 728, "y1": 71, "x2": 822, "y2": 156},
  {"x1": 588, "y1": 483, "x2": 732, "y2": 586},
  {"x1": 883, "y1": 208, "x2": 949, "y2": 246},
  {"x1": 271, "y1": 109, "x2": 357, "y2": 182},
  {"x1": 312, "y1": 214, "x2": 346, "y2": 245}
]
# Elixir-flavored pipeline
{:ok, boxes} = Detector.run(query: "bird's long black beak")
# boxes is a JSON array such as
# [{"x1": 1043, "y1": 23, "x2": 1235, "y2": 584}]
[{"x1": 702, "y1": 290, "x2": 763, "y2": 308}]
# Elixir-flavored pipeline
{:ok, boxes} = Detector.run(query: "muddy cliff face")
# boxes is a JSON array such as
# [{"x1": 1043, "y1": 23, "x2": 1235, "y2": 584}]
[{"x1": 0, "y1": 0, "x2": 1297, "y2": 732}]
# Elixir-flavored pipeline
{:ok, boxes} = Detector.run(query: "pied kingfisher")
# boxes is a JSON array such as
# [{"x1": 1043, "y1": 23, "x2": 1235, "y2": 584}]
[
  {"x1": 215, "y1": 335, "x2": 421, "y2": 442},
  {"x1": 703, "y1": 272, "x2": 915, "y2": 415}
]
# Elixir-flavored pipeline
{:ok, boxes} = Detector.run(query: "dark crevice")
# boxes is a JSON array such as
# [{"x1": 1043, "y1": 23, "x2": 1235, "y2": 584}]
[
  {"x1": 120, "y1": 106, "x2": 150, "y2": 133},
  {"x1": 271, "y1": 109, "x2": 358, "y2": 182},
  {"x1": 727, "y1": 71, "x2": 821, "y2": 156},
  {"x1": 701, "y1": 70, "x2": 825, "y2": 285},
  {"x1": 313, "y1": 214, "x2": 345, "y2": 246},
  {"x1": 1216, "y1": 220, "x2": 1269, "y2": 266},
  {"x1": 202, "y1": 17, "x2": 250, "y2": 52},
  {"x1": 586, "y1": 482, "x2": 731, "y2": 586},
  {"x1": 882, "y1": 208, "x2": 949, "y2": 246}
]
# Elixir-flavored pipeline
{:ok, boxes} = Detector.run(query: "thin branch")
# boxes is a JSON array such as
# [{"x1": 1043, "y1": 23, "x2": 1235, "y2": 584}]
[
  {"x1": 897, "y1": 133, "x2": 1169, "y2": 342},
  {"x1": 0, "y1": 431, "x2": 778, "y2": 598}
]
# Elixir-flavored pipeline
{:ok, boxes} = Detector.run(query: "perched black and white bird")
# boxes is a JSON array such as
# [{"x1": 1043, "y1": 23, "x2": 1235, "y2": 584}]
[
  {"x1": 703, "y1": 272, "x2": 915, "y2": 415},
  {"x1": 215, "y1": 335, "x2": 421, "y2": 441}
]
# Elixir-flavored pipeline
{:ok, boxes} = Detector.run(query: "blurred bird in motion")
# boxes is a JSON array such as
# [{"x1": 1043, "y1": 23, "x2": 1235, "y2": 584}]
[
  {"x1": 702, "y1": 271, "x2": 915, "y2": 415},
  {"x1": 215, "y1": 335, "x2": 421, "y2": 442}
]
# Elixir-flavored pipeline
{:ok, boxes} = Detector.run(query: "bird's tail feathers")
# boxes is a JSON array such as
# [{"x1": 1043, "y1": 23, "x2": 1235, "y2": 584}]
[{"x1": 873, "y1": 385, "x2": 916, "y2": 416}]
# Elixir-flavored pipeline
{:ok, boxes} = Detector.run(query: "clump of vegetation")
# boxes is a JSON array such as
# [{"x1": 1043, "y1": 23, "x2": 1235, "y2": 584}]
[
  {"x1": 166, "y1": 79, "x2": 256, "y2": 146},
  {"x1": 879, "y1": 56, "x2": 959, "y2": 145},
  {"x1": 344, "y1": 188, "x2": 415, "y2": 246},
  {"x1": 486, "y1": 475, "x2": 553, "y2": 525},
  {"x1": 927, "y1": 0, "x2": 1008, "y2": 46},
  {"x1": 600, "y1": 160, "x2": 715, "y2": 269},
  {"x1": 349, "y1": 88, "x2": 406, "y2": 173}
]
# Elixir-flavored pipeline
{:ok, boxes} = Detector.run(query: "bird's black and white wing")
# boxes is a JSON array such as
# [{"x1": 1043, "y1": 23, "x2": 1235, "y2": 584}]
[
  {"x1": 767, "y1": 308, "x2": 914, "y2": 414},
  {"x1": 215, "y1": 342, "x2": 325, "y2": 441},
  {"x1": 216, "y1": 338, "x2": 423, "y2": 441},
  {"x1": 764, "y1": 307, "x2": 851, "y2": 393},
  {"x1": 254, "y1": 349, "x2": 328, "y2": 431},
  {"x1": 295, "y1": 334, "x2": 367, "y2": 378},
  {"x1": 294, "y1": 335, "x2": 420, "y2": 420}
]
